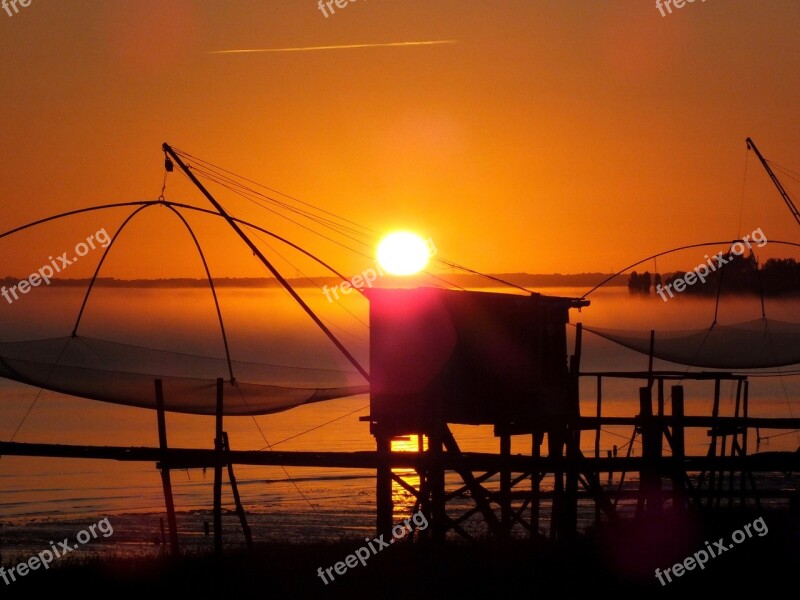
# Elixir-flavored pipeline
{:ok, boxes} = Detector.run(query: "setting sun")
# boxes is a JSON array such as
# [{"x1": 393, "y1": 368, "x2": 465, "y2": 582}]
[{"x1": 376, "y1": 232, "x2": 432, "y2": 276}]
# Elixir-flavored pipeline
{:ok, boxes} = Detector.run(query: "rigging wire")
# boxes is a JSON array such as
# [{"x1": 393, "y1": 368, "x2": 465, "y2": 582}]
[
  {"x1": 3, "y1": 337, "x2": 74, "y2": 447},
  {"x1": 186, "y1": 165, "x2": 372, "y2": 258},
  {"x1": 165, "y1": 143, "x2": 371, "y2": 382},
  {"x1": 174, "y1": 149, "x2": 537, "y2": 294},
  {"x1": 185, "y1": 163, "x2": 508, "y2": 294},
  {"x1": 231, "y1": 385, "x2": 322, "y2": 516},
  {"x1": 173, "y1": 147, "x2": 377, "y2": 238},
  {"x1": 189, "y1": 164, "x2": 375, "y2": 247},
  {"x1": 257, "y1": 403, "x2": 370, "y2": 450},
  {"x1": 173, "y1": 150, "x2": 377, "y2": 245},
  {"x1": 758, "y1": 428, "x2": 800, "y2": 442},
  {"x1": 767, "y1": 160, "x2": 800, "y2": 183},
  {"x1": 242, "y1": 223, "x2": 370, "y2": 341},
  {"x1": 198, "y1": 168, "x2": 374, "y2": 242}
]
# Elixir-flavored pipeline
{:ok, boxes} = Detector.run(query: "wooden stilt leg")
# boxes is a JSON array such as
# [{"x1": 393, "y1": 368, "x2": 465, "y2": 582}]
[
  {"x1": 376, "y1": 430, "x2": 393, "y2": 539},
  {"x1": 214, "y1": 378, "x2": 224, "y2": 557},
  {"x1": 222, "y1": 432, "x2": 253, "y2": 550},
  {"x1": 155, "y1": 379, "x2": 179, "y2": 557}
]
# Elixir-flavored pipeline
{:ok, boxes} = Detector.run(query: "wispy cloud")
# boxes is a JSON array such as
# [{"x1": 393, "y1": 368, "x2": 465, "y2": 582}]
[{"x1": 208, "y1": 40, "x2": 458, "y2": 55}]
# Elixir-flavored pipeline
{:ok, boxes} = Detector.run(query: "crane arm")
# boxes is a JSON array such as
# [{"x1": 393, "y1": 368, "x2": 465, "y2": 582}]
[{"x1": 746, "y1": 137, "x2": 800, "y2": 227}]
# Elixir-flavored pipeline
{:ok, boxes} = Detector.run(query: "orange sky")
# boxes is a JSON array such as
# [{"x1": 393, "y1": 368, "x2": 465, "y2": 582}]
[{"x1": 1, "y1": 0, "x2": 799, "y2": 281}]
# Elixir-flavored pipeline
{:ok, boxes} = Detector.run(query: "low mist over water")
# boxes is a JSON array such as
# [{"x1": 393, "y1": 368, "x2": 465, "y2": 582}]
[{"x1": 0, "y1": 286, "x2": 797, "y2": 555}]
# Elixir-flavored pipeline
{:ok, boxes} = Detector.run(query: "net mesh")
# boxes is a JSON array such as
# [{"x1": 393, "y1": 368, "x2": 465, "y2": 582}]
[
  {"x1": 584, "y1": 318, "x2": 800, "y2": 369},
  {"x1": 0, "y1": 336, "x2": 368, "y2": 415}
]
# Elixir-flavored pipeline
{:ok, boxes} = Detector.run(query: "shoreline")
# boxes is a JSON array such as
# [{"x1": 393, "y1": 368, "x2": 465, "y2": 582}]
[
  {"x1": 3, "y1": 510, "x2": 799, "y2": 597},
  {"x1": 0, "y1": 274, "x2": 628, "y2": 289}
]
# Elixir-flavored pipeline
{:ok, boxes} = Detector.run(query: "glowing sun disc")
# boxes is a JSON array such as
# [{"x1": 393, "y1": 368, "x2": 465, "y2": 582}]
[{"x1": 376, "y1": 232, "x2": 431, "y2": 276}]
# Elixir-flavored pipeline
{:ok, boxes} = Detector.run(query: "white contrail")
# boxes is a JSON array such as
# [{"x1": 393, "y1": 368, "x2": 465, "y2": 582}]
[{"x1": 208, "y1": 40, "x2": 458, "y2": 54}]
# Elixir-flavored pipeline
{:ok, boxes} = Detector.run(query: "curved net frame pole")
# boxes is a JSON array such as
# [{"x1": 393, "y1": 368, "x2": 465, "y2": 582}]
[
  {"x1": 1, "y1": 201, "x2": 358, "y2": 291},
  {"x1": 71, "y1": 203, "x2": 154, "y2": 337},
  {"x1": 583, "y1": 240, "x2": 800, "y2": 298},
  {"x1": 69, "y1": 203, "x2": 236, "y2": 382},
  {"x1": 163, "y1": 204, "x2": 235, "y2": 382},
  {"x1": 166, "y1": 202, "x2": 355, "y2": 287},
  {"x1": 712, "y1": 252, "x2": 729, "y2": 327},
  {"x1": 0, "y1": 201, "x2": 156, "y2": 242},
  {"x1": 163, "y1": 143, "x2": 370, "y2": 382}
]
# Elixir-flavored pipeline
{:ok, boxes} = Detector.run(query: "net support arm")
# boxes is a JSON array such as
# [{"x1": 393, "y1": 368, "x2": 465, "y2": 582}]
[{"x1": 162, "y1": 143, "x2": 370, "y2": 383}]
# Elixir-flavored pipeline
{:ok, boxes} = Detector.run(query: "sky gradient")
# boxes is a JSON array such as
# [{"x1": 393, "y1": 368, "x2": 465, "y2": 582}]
[{"x1": 1, "y1": 0, "x2": 799, "y2": 280}]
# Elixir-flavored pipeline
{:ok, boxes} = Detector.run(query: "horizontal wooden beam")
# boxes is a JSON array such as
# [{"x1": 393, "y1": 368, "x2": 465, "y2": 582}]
[
  {"x1": 2, "y1": 441, "x2": 800, "y2": 473},
  {"x1": 577, "y1": 416, "x2": 800, "y2": 429},
  {"x1": 579, "y1": 371, "x2": 744, "y2": 380}
]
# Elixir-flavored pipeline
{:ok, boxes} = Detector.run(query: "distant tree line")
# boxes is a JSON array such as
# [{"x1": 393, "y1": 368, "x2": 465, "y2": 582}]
[
  {"x1": 628, "y1": 271, "x2": 657, "y2": 294},
  {"x1": 627, "y1": 255, "x2": 800, "y2": 296}
]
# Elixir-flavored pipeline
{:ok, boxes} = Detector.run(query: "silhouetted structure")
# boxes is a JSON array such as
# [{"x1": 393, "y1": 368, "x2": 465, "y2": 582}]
[{"x1": 366, "y1": 287, "x2": 591, "y2": 541}]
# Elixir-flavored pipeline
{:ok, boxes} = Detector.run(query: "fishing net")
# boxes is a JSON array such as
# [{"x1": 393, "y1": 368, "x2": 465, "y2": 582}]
[
  {"x1": 584, "y1": 318, "x2": 800, "y2": 369},
  {"x1": 0, "y1": 336, "x2": 368, "y2": 415}
]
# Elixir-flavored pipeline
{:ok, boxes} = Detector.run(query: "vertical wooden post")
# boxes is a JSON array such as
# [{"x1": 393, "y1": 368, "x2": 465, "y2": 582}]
[
  {"x1": 647, "y1": 330, "x2": 655, "y2": 388},
  {"x1": 214, "y1": 377, "x2": 224, "y2": 557},
  {"x1": 499, "y1": 430, "x2": 511, "y2": 538},
  {"x1": 595, "y1": 375, "x2": 602, "y2": 522},
  {"x1": 741, "y1": 379, "x2": 749, "y2": 505},
  {"x1": 549, "y1": 431, "x2": 564, "y2": 541},
  {"x1": 595, "y1": 376, "x2": 602, "y2": 461},
  {"x1": 708, "y1": 377, "x2": 721, "y2": 509},
  {"x1": 716, "y1": 381, "x2": 730, "y2": 511},
  {"x1": 375, "y1": 430, "x2": 393, "y2": 539},
  {"x1": 429, "y1": 424, "x2": 446, "y2": 544},
  {"x1": 417, "y1": 433, "x2": 430, "y2": 540},
  {"x1": 564, "y1": 429, "x2": 580, "y2": 540},
  {"x1": 573, "y1": 323, "x2": 583, "y2": 372},
  {"x1": 531, "y1": 432, "x2": 542, "y2": 539},
  {"x1": 155, "y1": 379, "x2": 179, "y2": 556},
  {"x1": 671, "y1": 385, "x2": 685, "y2": 512},
  {"x1": 561, "y1": 322, "x2": 582, "y2": 540},
  {"x1": 637, "y1": 386, "x2": 662, "y2": 517},
  {"x1": 742, "y1": 380, "x2": 749, "y2": 456},
  {"x1": 728, "y1": 379, "x2": 743, "y2": 506},
  {"x1": 636, "y1": 385, "x2": 649, "y2": 518}
]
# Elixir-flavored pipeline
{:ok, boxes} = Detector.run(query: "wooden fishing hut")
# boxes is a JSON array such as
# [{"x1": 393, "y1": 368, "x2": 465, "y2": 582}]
[{"x1": 364, "y1": 287, "x2": 591, "y2": 542}]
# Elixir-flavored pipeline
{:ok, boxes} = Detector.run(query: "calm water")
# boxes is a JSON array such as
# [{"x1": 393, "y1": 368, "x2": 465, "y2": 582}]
[{"x1": 0, "y1": 285, "x2": 797, "y2": 558}]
